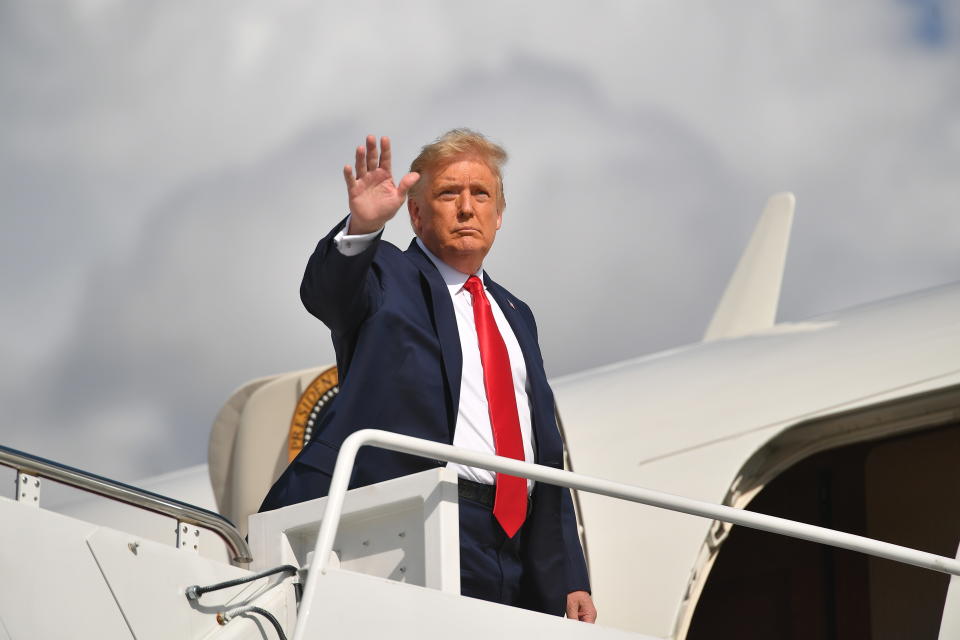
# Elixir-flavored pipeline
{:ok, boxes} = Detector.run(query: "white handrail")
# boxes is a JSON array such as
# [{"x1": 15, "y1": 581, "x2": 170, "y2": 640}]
[{"x1": 294, "y1": 428, "x2": 960, "y2": 638}]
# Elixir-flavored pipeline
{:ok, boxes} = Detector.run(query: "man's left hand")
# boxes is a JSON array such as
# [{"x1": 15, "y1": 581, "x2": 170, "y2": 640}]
[{"x1": 566, "y1": 590, "x2": 597, "y2": 623}]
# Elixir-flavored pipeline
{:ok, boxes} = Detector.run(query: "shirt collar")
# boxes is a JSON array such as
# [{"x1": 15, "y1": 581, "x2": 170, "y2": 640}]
[{"x1": 416, "y1": 237, "x2": 484, "y2": 295}]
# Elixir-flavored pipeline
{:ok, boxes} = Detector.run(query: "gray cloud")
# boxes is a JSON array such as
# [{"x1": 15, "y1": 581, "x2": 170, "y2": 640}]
[{"x1": 1, "y1": 1, "x2": 958, "y2": 483}]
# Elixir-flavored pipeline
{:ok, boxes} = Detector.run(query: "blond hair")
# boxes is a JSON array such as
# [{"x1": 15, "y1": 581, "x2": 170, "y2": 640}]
[{"x1": 409, "y1": 128, "x2": 508, "y2": 210}]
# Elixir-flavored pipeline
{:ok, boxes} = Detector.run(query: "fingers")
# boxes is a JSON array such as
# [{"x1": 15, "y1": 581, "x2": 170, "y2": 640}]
[
  {"x1": 581, "y1": 602, "x2": 597, "y2": 624},
  {"x1": 365, "y1": 134, "x2": 378, "y2": 173},
  {"x1": 350, "y1": 135, "x2": 403, "y2": 192},
  {"x1": 380, "y1": 136, "x2": 392, "y2": 174},
  {"x1": 355, "y1": 135, "x2": 391, "y2": 179},
  {"x1": 565, "y1": 591, "x2": 597, "y2": 624},
  {"x1": 354, "y1": 145, "x2": 366, "y2": 179}
]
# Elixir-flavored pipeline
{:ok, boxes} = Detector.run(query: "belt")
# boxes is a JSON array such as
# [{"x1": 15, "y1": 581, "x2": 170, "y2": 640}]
[
  {"x1": 457, "y1": 478, "x2": 533, "y2": 515},
  {"x1": 458, "y1": 478, "x2": 496, "y2": 508}
]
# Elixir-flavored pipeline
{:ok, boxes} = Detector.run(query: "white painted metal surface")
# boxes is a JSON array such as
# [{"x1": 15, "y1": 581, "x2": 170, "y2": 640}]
[
  {"x1": 299, "y1": 568, "x2": 656, "y2": 640},
  {"x1": 0, "y1": 444, "x2": 250, "y2": 564},
  {"x1": 704, "y1": 192, "x2": 795, "y2": 341},
  {"x1": 0, "y1": 498, "x2": 132, "y2": 638},
  {"x1": 15, "y1": 471, "x2": 40, "y2": 506},
  {"x1": 554, "y1": 282, "x2": 960, "y2": 635},
  {"x1": 558, "y1": 282, "x2": 960, "y2": 469},
  {"x1": 210, "y1": 369, "x2": 318, "y2": 537},
  {"x1": 307, "y1": 430, "x2": 960, "y2": 582},
  {"x1": 248, "y1": 466, "x2": 461, "y2": 594},
  {"x1": 55, "y1": 464, "x2": 231, "y2": 564},
  {"x1": 0, "y1": 495, "x2": 294, "y2": 639},
  {"x1": 208, "y1": 372, "x2": 285, "y2": 522}
]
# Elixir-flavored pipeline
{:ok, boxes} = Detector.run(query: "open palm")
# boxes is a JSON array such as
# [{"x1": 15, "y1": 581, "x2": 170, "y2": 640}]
[{"x1": 343, "y1": 135, "x2": 420, "y2": 235}]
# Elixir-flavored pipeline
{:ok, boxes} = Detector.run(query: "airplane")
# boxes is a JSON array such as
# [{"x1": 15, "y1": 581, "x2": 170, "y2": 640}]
[{"x1": 2, "y1": 192, "x2": 958, "y2": 639}]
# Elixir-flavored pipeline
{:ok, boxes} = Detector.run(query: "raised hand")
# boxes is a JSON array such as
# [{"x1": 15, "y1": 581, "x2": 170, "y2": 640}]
[{"x1": 343, "y1": 135, "x2": 420, "y2": 235}]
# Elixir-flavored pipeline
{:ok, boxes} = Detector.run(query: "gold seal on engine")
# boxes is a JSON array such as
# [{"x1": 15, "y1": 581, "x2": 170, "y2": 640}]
[{"x1": 288, "y1": 365, "x2": 339, "y2": 462}]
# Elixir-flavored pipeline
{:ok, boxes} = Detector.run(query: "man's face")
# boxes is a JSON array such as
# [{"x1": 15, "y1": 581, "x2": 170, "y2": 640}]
[{"x1": 408, "y1": 156, "x2": 503, "y2": 274}]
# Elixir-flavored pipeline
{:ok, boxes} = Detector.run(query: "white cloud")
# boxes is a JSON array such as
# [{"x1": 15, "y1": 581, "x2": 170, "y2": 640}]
[{"x1": 1, "y1": 1, "x2": 957, "y2": 482}]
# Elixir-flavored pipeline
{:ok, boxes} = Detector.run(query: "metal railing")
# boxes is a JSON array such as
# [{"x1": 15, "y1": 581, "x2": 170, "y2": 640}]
[
  {"x1": 0, "y1": 443, "x2": 253, "y2": 563},
  {"x1": 294, "y1": 429, "x2": 960, "y2": 639}
]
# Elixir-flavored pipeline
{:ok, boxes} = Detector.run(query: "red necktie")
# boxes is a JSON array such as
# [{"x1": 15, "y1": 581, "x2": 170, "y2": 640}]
[{"x1": 463, "y1": 275, "x2": 527, "y2": 538}]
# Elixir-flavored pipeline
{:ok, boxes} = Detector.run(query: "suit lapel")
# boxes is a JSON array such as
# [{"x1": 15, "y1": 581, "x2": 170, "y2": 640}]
[
  {"x1": 484, "y1": 274, "x2": 554, "y2": 463},
  {"x1": 484, "y1": 274, "x2": 539, "y2": 378},
  {"x1": 405, "y1": 241, "x2": 462, "y2": 437}
]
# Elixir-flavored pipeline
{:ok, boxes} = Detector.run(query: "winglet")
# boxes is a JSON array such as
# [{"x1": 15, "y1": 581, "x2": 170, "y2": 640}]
[{"x1": 703, "y1": 192, "x2": 795, "y2": 342}]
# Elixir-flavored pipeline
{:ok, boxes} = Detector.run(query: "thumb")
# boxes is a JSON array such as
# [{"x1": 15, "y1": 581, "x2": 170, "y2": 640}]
[{"x1": 397, "y1": 172, "x2": 421, "y2": 199}]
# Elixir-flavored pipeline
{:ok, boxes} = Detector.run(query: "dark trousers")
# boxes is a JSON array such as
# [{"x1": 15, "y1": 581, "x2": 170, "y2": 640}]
[{"x1": 458, "y1": 495, "x2": 525, "y2": 606}]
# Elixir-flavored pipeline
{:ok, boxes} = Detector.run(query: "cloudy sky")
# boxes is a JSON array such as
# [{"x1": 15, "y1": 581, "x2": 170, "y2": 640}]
[{"x1": 1, "y1": 1, "x2": 958, "y2": 485}]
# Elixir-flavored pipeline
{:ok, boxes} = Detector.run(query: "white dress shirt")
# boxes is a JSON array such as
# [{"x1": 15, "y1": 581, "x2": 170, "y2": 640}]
[{"x1": 333, "y1": 218, "x2": 535, "y2": 489}]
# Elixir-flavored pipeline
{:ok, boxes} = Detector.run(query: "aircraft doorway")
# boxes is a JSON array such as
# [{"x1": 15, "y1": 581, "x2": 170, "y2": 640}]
[{"x1": 686, "y1": 422, "x2": 960, "y2": 640}]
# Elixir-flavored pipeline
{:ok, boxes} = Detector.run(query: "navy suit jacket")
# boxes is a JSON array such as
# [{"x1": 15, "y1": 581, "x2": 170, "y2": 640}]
[{"x1": 260, "y1": 218, "x2": 589, "y2": 614}]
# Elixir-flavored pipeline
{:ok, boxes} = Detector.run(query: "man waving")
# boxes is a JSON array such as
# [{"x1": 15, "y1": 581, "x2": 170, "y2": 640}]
[{"x1": 261, "y1": 130, "x2": 596, "y2": 622}]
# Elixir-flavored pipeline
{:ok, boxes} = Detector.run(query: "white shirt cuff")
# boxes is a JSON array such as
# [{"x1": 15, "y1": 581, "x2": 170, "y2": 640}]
[{"x1": 333, "y1": 215, "x2": 382, "y2": 256}]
